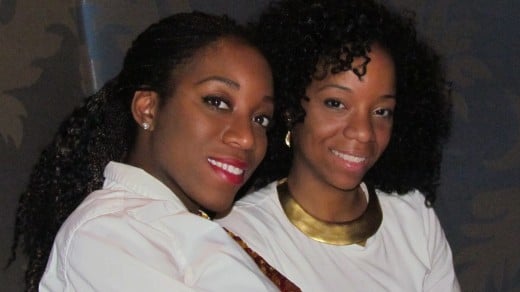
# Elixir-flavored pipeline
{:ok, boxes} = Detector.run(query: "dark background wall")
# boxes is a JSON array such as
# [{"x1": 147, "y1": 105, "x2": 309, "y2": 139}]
[{"x1": 1, "y1": 0, "x2": 518, "y2": 291}]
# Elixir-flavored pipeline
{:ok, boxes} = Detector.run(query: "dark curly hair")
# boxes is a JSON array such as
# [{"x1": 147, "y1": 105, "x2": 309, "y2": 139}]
[
  {"x1": 250, "y1": 0, "x2": 452, "y2": 205},
  {"x1": 8, "y1": 11, "x2": 256, "y2": 292}
]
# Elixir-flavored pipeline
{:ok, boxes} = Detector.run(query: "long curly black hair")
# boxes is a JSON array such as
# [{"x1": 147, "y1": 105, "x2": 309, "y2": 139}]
[
  {"x1": 250, "y1": 0, "x2": 452, "y2": 205},
  {"x1": 9, "y1": 11, "x2": 256, "y2": 292}
]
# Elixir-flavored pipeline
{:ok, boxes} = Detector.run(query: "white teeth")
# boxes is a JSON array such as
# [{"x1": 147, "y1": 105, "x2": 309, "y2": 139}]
[
  {"x1": 331, "y1": 149, "x2": 366, "y2": 163},
  {"x1": 208, "y1": 159, "x2": 244, "y2": 175}
]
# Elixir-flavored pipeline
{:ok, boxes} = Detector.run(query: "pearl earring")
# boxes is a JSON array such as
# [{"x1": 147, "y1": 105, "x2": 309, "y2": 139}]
[{"x1": 142, "y1": 122, "x2": 150, "y2": 130}]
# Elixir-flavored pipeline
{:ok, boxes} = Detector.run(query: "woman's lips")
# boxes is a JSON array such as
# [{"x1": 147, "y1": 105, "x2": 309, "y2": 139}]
[
  {"x1": 330, "y1": 149, "x2": 368, "y2": 172},
  {"x1": 331, "y1": 149, "x2": 367, "y2": 163},
  {"x1": 208, "y1": 157, "x2": 247, "y2": 185}
]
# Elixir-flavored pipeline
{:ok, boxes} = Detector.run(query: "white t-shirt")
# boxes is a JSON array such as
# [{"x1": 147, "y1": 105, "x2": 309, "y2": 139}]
[
  {"x1": 217, "y1": 181, "x2": 461, "y2": 292},
  {"x1": 40, "y1": 162, "x2": 277, "y2": 292}
]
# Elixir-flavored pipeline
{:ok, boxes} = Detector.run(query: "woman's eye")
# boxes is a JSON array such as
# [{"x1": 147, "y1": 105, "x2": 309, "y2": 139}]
[
  {"x1": 324, "y1": 99, "x2": 345, "y2": 109},
  {"x1": 203, "y1": 96, "x2": 230, "y2": 110},
  {"x1": 252, "y1": 115, "x2": 271, "y2": 129},
  {"x1": 374, "y1": 108, "x2": 394, "y2": 118}
]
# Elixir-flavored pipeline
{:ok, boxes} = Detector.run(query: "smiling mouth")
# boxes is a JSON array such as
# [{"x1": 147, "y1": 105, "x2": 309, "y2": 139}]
[
  {"x1": 331, "y1": 149, "x2": 366, "y2": 164},
  {"x1": 207, "y1": 158, "x2": 245, "y2": 176}
]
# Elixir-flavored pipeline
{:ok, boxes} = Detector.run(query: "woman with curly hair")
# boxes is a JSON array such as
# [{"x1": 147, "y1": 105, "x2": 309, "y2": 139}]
[
  {"x1": 218, "y1": 0, "x2": 460, "y2": 290},
  {"x1": 9, "y1": 11, "x2": 292, "y2": 292}
]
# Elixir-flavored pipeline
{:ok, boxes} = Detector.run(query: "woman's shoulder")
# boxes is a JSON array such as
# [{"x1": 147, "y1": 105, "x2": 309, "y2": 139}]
[
  {"x1": 376, "y1": 188, "x2": 444, "y2": 237},
  {"x1": 55, "y1": 187, "x2": 186, "y2": 250},
  {"x1": 217, "y1": 182, "x2": 281, "y2": 240},
  {"x1": 54, "y1": 189, "x2": 144, "y2": 245},
  {"x1": 376, "y1": 188, "x2": 428, "y2": 212},
  {"x1": 236, "y1": 181, "x2": 279, "y2": 206}
]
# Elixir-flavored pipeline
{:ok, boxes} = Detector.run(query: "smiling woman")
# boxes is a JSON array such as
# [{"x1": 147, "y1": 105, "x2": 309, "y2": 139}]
[
  {"x1": 217, "y1": 0, "x2": 460, "y2": 291},
  {"x1": 291, "y1": 44, "x2": 396, "y2": 200},
  {"x1": 127, "y1": 37, "x2": 273, "y2": 214},
  {"x1": 9, "y1": 11, "x2": 286, "y2": 292}
]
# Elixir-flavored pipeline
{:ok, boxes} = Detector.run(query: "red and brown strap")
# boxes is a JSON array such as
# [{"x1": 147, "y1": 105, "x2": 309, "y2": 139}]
[{"x1": 224, "y1": 228, "x2": 302, "y2": 292}]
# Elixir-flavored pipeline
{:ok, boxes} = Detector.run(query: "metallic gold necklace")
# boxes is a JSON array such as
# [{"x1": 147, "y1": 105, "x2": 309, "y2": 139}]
[{"x1": 277, "y1": 179, "x2": 382, "y2": 246}]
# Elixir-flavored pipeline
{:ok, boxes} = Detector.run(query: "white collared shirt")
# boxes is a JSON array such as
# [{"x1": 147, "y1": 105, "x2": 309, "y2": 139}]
[{"x1": 40, "y1": 162, "x2": 277, "y2": 292}]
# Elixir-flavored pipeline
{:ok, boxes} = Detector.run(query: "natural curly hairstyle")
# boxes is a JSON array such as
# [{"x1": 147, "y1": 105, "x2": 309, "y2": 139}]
[
  {"x1": 8, "y1": 11, "x2": 257, "y2": 292},
  {"x1": 250, "y1": 0, "x2": 452, "y2": 205}
]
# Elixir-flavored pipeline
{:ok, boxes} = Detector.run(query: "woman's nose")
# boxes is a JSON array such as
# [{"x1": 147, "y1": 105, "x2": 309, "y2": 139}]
[
  {"x1": 343, "y1": 112, "x2": 375, "y2": 143},
  {"x1": 221, "y1": 116, "x2": 255, "y2": 149}
]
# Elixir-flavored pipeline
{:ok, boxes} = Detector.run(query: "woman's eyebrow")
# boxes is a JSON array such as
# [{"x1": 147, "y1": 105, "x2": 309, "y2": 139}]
[
  {"x1": 317, "y1": 84, "x2": 352, "y2": 92},
  {"x1": 317, "y1": 84, "x2": 396, "y2": 99},
  {"x1": 196, "y1": 76, "x2": 240, "y2": 89}
]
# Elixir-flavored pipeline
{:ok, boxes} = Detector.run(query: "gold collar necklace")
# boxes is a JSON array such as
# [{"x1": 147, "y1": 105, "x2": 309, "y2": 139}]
[{"x1": 277, "y1": 180, "x2": 382, "y2": 246}]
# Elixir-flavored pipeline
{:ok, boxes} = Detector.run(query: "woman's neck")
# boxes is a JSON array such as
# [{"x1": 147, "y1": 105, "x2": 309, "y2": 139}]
[{"x1": 286, "y1": 168, "x2": 368, "y2": 223}]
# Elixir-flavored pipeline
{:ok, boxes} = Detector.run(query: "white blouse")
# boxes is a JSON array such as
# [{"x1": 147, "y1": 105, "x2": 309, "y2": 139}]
[{"x1": 40, "y1": 162, "x2": 277, "y2": 292}]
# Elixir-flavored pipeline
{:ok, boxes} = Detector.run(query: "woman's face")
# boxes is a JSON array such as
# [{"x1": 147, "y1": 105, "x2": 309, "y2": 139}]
[
  {"x1": 142, "y1": 38, "x2": 273, "y2": 212},
  {"x1": 291, "y1": 44, "x2": 395, "y2": 191}
]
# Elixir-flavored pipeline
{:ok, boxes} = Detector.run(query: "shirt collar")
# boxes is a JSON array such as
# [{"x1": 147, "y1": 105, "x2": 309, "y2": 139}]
[{"x1": 103, "y1": 161, "x2": 183, "y2": 205}]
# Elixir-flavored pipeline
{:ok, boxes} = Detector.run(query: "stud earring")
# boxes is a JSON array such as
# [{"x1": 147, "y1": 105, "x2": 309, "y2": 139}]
[
  {"x1": 142, "y1": 122, "x2": 150, "y2": 130},
  {"x1": 285, "y1": 131, "x2": 291, "y2": 148}
]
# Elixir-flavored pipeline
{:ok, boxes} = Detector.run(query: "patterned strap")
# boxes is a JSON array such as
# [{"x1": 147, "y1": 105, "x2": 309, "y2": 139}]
[{"x1": 224, "y1": 228, "x2": 302, "y2": 292}]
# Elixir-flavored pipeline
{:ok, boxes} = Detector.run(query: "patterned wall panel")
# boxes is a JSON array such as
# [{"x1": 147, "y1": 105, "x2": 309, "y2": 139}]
[
  {"x1": 1, "y1": 1, "x2": 81, "y2": 290},
  {"x1": 382, "y1": 1, "x2": 520, "y2": 290}
]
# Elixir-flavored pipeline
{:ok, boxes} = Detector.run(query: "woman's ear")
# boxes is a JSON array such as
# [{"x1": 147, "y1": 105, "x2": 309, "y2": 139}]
[{"x1": 131, "y1": 90, "x2": 159, "y2": 131}]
